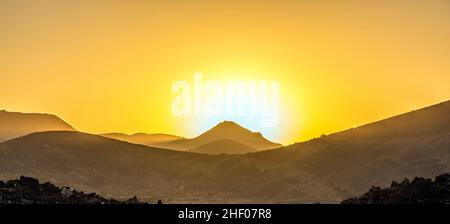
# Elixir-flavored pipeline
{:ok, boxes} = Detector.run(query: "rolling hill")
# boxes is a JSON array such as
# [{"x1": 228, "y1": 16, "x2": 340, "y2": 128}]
[
  {"x1": 0, "y1": 110, "x2": 75, "y2": 142},
  {"x1": 0, "y1": 100, "x2": 449, "y2": 203},
  {"x1": 101, "y1": 132, "x2": 184, "y2": 148}
]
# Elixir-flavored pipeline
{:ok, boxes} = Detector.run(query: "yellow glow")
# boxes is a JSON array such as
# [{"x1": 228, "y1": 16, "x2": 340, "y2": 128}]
[{"x1": 0, "y1": 0, "x2": 449, "y2": 144}]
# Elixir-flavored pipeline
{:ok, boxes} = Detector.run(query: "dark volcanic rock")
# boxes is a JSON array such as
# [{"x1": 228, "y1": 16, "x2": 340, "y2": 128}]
[
  {"x1": 0, "y1": 176, "x2": 142, "y2": 204},
  {"x1": 342, "y1": 173, "x2": 450, "y2": 204},
  {"x1": 125, "y1": 196, "x2": 140, "y2": 204}
]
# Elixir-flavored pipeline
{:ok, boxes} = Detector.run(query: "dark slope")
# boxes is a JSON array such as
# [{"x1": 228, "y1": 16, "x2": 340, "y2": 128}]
[
  {"x1": 262, "y1": 100, "x2": 450, "y2": 201},
  {"x1": 0, "y1": 131, "x2": 197, "y2": 201}
]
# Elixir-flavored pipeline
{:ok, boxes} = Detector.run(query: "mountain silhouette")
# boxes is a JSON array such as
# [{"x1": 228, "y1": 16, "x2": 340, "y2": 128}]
[
  {"x1": 160, "y1": 121, "x2": 282, "y2": 153},
  {"x1": 191, "y1": 121, "x2": 281, "y2": 150},
  {"x1": 102, "y1": 121, "x2": 282, "y2": 154},
  {"x1": 0, "y1": 110, "x2": 75, "y2": 142},
  {"x1": 0, "y1": 100, "x2": 449, "y2": 203}
]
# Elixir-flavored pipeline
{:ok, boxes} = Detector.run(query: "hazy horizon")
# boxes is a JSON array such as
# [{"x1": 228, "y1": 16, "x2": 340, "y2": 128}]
[{"x1": 1, "y1": 100, "x2": 448, "y2": 146}]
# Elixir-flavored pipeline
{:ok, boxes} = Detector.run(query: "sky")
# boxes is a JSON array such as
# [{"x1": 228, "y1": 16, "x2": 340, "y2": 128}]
[{"x1": 0, "y1": 0, "x2": 449, "y2": 144}]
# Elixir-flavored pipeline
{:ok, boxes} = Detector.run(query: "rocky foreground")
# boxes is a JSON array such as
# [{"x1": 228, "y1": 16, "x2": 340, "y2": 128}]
[
  {"x1": 342, "y1": 173, "x2": 450, "y2": 204},
  {"x1": 0, "y1": 176, "x2": 142, "y2": 204},
  {"x1": 3, "y1": 173, "x2": 450, "y2": 204}
]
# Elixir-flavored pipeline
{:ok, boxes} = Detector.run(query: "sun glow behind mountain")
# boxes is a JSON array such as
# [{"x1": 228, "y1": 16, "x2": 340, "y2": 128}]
[{"x1": 0, "y1": 1, "x2": 449, "y2": 144}]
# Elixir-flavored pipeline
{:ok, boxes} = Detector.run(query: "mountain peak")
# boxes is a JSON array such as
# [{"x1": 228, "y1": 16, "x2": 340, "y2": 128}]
[
  {"x1": 213, "y1": 121, "x2": 246, "y2": 129},
  {"x1": 211, "y1": 121, "x2": 268, "y2": 138},
  {"x1": 192, "y1": 121, "x2": 282, "y2": 150}
]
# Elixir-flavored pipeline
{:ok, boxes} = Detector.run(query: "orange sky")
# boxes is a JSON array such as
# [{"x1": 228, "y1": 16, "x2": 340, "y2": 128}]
[{"x1": 0, "y1": 0, "x2": 449, "y2": 144}]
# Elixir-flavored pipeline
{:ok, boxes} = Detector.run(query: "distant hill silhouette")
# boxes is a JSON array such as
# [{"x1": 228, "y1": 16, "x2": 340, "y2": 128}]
[
  {"x1": 0, "y1": 100, "x2": 449, "y2": 203},
  {"x1": 342, "y1": 173, "x2": 450, "y2": 204},
  {"x1": 101, "y1": 132, "x2": 184, "y2": 148},
  {"x1": 103, "y1": 121, "x2": 282, "y2": 154},
  {"x1": 0, "y1": 110, "x2": 75, "y2": 142}
]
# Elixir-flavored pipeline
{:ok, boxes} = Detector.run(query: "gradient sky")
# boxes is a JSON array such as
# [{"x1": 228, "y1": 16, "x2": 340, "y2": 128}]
[{"x1": 1, "y1": 0, "x2": 449, "y2": 144}]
